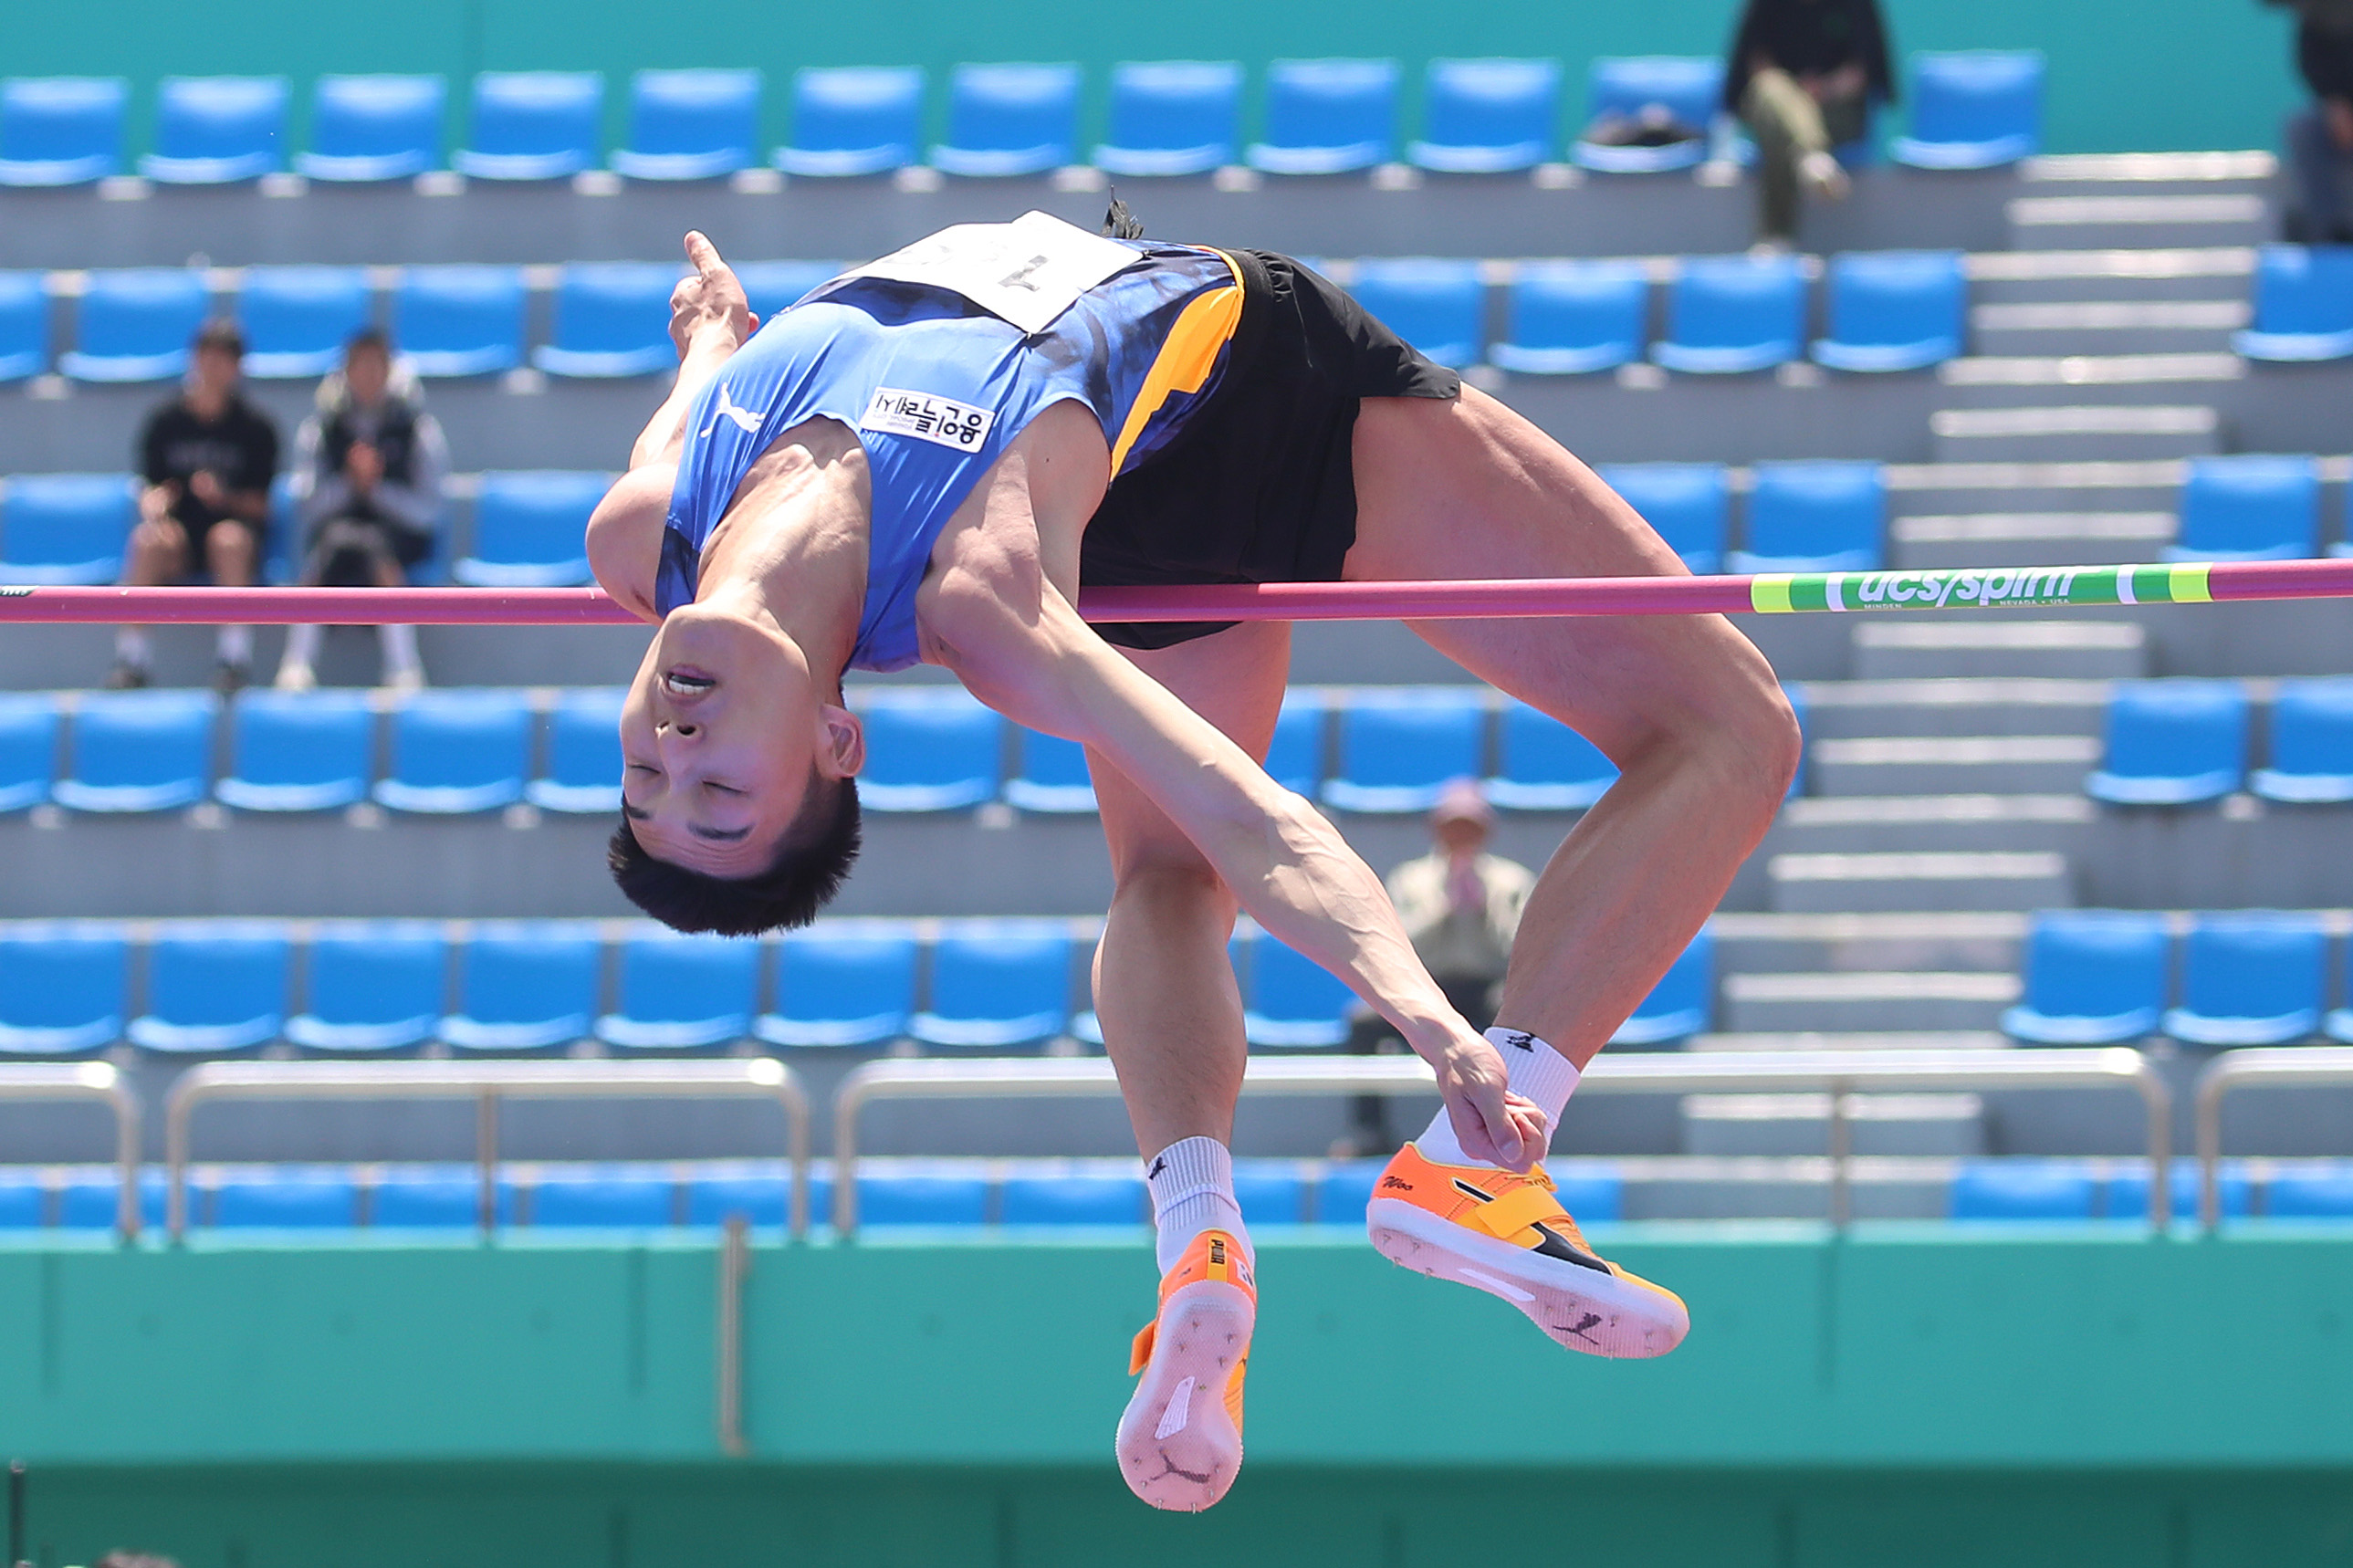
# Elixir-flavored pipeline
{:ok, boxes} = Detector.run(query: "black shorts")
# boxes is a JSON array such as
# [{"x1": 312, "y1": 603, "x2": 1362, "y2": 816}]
[{"x1": 1078, "y1": 248, "x2": 1461, "y2": 650}]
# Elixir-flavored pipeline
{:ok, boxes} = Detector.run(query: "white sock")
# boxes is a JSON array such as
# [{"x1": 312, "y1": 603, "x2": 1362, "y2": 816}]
[
  {"x1": 216, "y1": 624, "x2": 252, "y2": 667},
  {"x1": 115, "y1": 629, "x2": 152, "y2": 669},
  {"x1": 378, "y1": 622, "x2": 423, "y2": 679},
  {"x1": 1415, "y1": 1026, "x2": 1582, "y2": 1168},
  {"x1": 1145, "y1": 1135, "x2": 1250, "y2": 1272},
  {"x1": 278, "y1": 622, "x2": 321, "y2": 676}
]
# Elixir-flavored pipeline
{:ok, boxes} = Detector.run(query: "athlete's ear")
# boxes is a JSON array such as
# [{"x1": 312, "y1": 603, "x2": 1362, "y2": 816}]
[{"x1": 815, "y1": 702, "x2": 864, "y2": 779}]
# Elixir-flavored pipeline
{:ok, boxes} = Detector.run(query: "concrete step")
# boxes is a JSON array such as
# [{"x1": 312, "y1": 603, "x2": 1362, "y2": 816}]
[
  {"x1": 1887, "y1": 458, "x2": 2189, "y2": 518},
  {"x1": 1719, "y1": 970, "x2": 2022, "y2": 1034},
  {"x1": 1681, "y1": 1091, "x2": 1988, "y2": 1157},
  {"x1": 2004, "y1": 193, "x2": 2271, "y2": 251},
  {"x1": 1936, "y1": 354, "x2": 2243, "y2": 408},
  {"x1": 1708, "y1": 910, "x2": 2027, "y2": 975},
  {"x1": 1969, "y1": 299, "x2": 2248, "y2": 357},
  {"x1": 1689, "y1": 1030, "x2": 2012, "y2": 1053},
  {"x1": 1797, "y1": 677, "x2": 2111, "y2": 737},
  {"x1": 2013, "y1": 151, "x2": 2276, "y2": 199},
  {"x1": 1608, "y1": 1156, "x2": 1957, "y2": 1221},
  {"x1": 1890, "y1": 511, "x2": 2174, "y2": 570},
  {"x1": 1851, "y1": 620, "x2": 2148, "y2": 679},
  {"x1": 1929, "y1": 403, "x2": 2222, "y2": 463},
  {"x1": 1765, "y1": 850, "x2": 2074, "y2": 913},
  {"x1": 1967, "y1": 246, "x2": 2256, "y2": 306},
  {"x1": 1770, "y1": 793, "x2": 2096, "y2": 857},
  {"x1": 1807, "y1": 735, "x2": 2099, "y2": 796}
]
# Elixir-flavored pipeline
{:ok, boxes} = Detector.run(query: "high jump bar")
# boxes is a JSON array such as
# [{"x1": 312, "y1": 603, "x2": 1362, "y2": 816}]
[{"x1": 4, "y1": 559, "x2": 2352, "y2": 625}]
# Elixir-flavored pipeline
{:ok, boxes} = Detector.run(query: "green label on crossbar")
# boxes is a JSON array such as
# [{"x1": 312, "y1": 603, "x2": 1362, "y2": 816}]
[{"x1": 1747, "y1": 563, "x2": 2212, "y2": 615}]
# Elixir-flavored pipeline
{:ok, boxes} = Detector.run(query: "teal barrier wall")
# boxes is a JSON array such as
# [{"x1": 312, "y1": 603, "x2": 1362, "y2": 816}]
[{"x1": 0, "y1": 0, "x2": 2306, "y2": 159}]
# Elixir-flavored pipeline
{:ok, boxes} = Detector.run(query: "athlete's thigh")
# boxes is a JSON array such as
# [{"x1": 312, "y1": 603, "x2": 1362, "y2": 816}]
[
  {"x1": 1345, "y1": 386, "x2": 1783, "y2": 758},
  {"x1": 1089, "y1": 619, "x2": 1292, "y2": 878}
]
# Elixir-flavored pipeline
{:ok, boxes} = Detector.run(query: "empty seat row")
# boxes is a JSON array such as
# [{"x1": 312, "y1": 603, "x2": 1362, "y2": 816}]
[
  {"x1": 1949, "y1": 1159, "x2": 2353, "y2": 1222},
  {"x1": 2087, "y1": 677, "x2": 2353, "y2": 807},
  {"x1": 0, "y1": 915, "x2": 1712, "y2": 1057},
  {"x1": 2004, "y1": 908, "x2": 2353, "y2": 1047},
  {"x1": 0, "y1": 54, "x2": 2043, "y2": 189}
]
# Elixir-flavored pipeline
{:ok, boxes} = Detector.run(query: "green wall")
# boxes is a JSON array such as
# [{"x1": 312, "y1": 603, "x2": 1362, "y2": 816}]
[{"x1": 0, "y1": 1, "x2": 2306, "y2": 158}]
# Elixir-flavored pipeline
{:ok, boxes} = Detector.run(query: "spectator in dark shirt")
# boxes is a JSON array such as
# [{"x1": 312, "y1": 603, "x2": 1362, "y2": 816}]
[
  {"x1": 273, "y1": 329, "x2": 449, "y2": 692},
  {"x1": 109, "y1": 319, "x2": 280, "y2": 691},
  {"x1": 1724, "y1": 0, "x2": 1896, "y2": 247},
  {"x1": 2286, "y1": 11, "x2": 2353, "y2": 242}
]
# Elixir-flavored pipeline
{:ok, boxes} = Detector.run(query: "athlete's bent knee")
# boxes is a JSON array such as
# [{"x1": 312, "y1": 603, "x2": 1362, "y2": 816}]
[{"x1": 1111, "y1": 854, "x2": 1239, "y2": 931}]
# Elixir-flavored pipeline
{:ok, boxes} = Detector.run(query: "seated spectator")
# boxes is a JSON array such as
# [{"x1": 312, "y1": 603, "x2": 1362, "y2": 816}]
[
  {"x1": 109, "y1": 319, "x2": 279, "y2": 691},
  {"x1": 274, "y1": 329, "x2": 447, "y2": 692},
  {"x1": 2284, "y1": 3, "x2": 2353, "y2": 243},
  {"x1": 1724, "y1": 0, "x2": 1895, "y2": 249}
]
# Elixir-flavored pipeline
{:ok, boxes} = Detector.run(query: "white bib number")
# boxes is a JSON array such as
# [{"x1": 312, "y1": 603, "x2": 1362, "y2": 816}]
[
  {"x1": 848, "y1": 210, "x2": 1137, "y2": 334},
  {"x1": 859, "y1": 387, "x2": 996, "y2": 451}
]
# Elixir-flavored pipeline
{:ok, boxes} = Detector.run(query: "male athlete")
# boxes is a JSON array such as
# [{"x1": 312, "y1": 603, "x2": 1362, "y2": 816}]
[{"x1": 588, "y1": 216, "x2": 1799, "y2": 1511}]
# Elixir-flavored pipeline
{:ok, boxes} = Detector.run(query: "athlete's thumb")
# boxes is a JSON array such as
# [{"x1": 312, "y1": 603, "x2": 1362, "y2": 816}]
[{"x1": 684, "y1": 230, "x2": 725, "y2": 277}]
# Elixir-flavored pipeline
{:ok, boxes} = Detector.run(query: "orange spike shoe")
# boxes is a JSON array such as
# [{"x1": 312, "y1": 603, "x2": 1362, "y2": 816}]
[
  {"x1": 1115, "y1": 1228, "x2": 1255, "y2": 1511},
  {"x1": 1366, "y1": 1141, "x2": 1688, "y2": 1358}
]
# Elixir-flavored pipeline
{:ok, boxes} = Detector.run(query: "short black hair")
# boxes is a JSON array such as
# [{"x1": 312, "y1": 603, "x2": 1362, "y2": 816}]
[
  {"x1": 345, "y1": 325, "x2": 392, "y2": 360},
  {"x1": 608, "y1": 776, "x2": 862, "y2": 936},
  {"x1": 192, "y1": 318, "x2": 245, "y2": 359}
]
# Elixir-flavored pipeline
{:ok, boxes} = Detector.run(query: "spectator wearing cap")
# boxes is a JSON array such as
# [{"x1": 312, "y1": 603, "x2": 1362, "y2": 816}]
[
  {"x1": 2285, "y1": 3, "x2": 2353, "y2": 244},
  {"x1": 1723, "y1": 0, "x2": 1895, "y2": 248},
  {"x1": 109, "y1": 319, "x2": 281, "y2": 692},
  {"x1": 273, "y1": 328, "x2": 448, "y2": 692}
]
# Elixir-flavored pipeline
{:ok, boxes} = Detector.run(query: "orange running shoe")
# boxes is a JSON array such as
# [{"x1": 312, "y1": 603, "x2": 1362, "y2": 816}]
[
  {"x1": 1115, "y1": 1228, "x2": 1255, "y2": 1511},
  {"x1": 1366, "y1": 1142, "x2": 1688, "y2": 1358}
]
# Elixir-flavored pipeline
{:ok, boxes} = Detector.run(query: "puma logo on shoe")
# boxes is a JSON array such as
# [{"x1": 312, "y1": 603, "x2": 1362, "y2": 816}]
[{"x1": 1558, "y1": 1311, "x2": 1603, "y2": 1344}]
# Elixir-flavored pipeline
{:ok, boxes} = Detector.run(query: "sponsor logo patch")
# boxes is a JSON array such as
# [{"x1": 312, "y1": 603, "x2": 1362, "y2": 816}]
[{"x1": 858, "y1": 386, "x2": 994, "y2": 452}]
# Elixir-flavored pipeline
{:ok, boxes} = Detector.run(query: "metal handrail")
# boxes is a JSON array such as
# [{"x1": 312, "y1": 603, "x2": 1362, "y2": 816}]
[
  {"x1": 163, "y1": 1059, "x2": 810, "y2": 1240},
  {"x1": 2193, "y1": 1046, "x2": 2353, "y2": 1229},
  {"x1": 829, "y1": 1047, "x2": 2173, "y2": 1233},
  {"x1": 0, "y1": 1061, "x2": 142, "y2": 1239}
]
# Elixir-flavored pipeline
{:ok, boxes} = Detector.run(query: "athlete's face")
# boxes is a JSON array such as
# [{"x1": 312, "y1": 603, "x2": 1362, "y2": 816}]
[{"x1": 619, "y1": 605, "x2": 863, "y2": 875}]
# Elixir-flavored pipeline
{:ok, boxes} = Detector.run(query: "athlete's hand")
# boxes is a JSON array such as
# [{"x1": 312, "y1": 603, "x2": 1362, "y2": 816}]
[
  {"x1": 1430, "y1": 1032, "x2": 1550, "y2": 1171},
  {"x1": 669, "y1": 231, "x2": 757, "y2": 357}
]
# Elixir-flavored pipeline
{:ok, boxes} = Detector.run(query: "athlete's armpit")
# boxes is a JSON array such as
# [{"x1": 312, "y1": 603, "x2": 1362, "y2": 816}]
[{"x1": 587, "y1": 465, "x2": 675, "y2": 622}]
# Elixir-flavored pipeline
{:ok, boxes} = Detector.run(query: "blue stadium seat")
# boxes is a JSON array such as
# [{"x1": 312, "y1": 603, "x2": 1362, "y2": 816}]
[
  {"x1": 0, "y1": 925, "x2": 126, "y2": 1054},
  {"x1": 684, "y1": 1166, "x2": 820, "y2": 1229},
  {"x1": 55, "y1": 690, "x2": 215, "y2": 812},
  {"x1": 393, "y1": 265, "x2": 527, "y2": 378},
  {"x1": 2266, "y1": 1168, "x2": 2353, "y2": 1219},
  {"x1": 372, "y1": 689, "x2": 533, "y2": 814},
  {"x1": 999, "y1": 1170, "x2": 1145, "y2": 1225},
  {"x1": 2001, "y1": 910, "x2": 2170, "y2": 1044},
  {"x1": 1548, "y1": 1164, "x2": 1625, "y2": 1222},
  {"x1": 1598, "y1": 462, "x2": 1730, "y2": 573},
  {"x1": 526, "y1": 687, "x2": 624, "y2": 812},
  {"x1": 911, "y1": 923, "x2": 1072, "y2": 1049},
  {"x1": 287, "y1": 924, "x2": 448, "y2": 1051},
  {"x1": 1234, "y1": 1160, "x2": 1309, "y2": 1225},
  {"x1": 2253, "y1": 677, "x2": 2353, "y2": 803},
  {"x1": 1489, "y1": 259, "x2": 1648, "y2": 375},
  {"x1": 455, "y1": 71, "x2": 602, "y2": 181},
  {"x1": 2164, "y1": 912, "x2": 2327, "y2": 1046},
  {"x1": 860, "y1": 1169, "x2": 990, "y2": 1226},
  {"x1": 531, "y1": 1167, "x2": 675, "y2": 1228},
  {"x1": 1653, "y1": 254, "x2": 1806, "y2": 375},
  {"x1": 237, "y1": 267, "x2": 372, "y2": 380},
  {"x1": 1410, "y1": 57, "x2": 1560, "y2": 173},
  {"x1": 443, "y1": 922, "x2": 601, "y2": 1051},
  {"x1": 933, "y1": 63, "x2": 1081, "y2": 176},
  {"x1": 1243, "y1": 936, "x2": 1357, "y2": 1048},
  {"x1": 1323, "y1": 690, "x2": 1486, "y2": 813},
  {"x1": 1, "y1": 473, "x2": 132, "y2": 583},
  {"x1": 0, "y1": 694, "x2": 61, "y2": 813},
  {"x1": 214, "y1": 689, "x2": 374, "y2": 812},
  {"x1": 612, "y1": 68, "x2": 760, "y2": 181},
  {"x1": 58, "y1": 1170, "x2": 167, "y2": 1231},
  {"x1": 776, "y1": 67, "x2": 922, "y2": 176},
  {"x1": 1783, "y1": 684, "x2": 1810, "y2": 800},
  {"x1": 596, "y1": 931, "x2": 759, "y2": 1049},
  {"x1": 0, "y1": 270, "x2": 45, "y2": 381},
  {"x1": 1095, "y1": 60, "x2": 1242, "y2": 175},
  {"x1": 533, "y1": 264, "x2": 677, "y2": 378},
  {"x1": 0, "y1": 77, "x2": 125, "y2": 185},
  {"x1": 1948, "y1": 1161, "x2": 2097, "y2": 1220},
  {"x1": 1486, "y1": 700, "x2": 1616, "y2": 810},
  {"x1": 734, "y1": 261, "x2": 842, "y2": 322},
  {"x1": 1005, "y1": 728, "x2": 1096, "y2": 813},
  {"x1": 1572, "y1": 57, "x2": 1720, "y2": 172},
  {"x1": 1731, "y1": 460, "x2": 1887, "y2": 573},
  {"x1": 1349, "y1": 258, "x2": 1485, "y2": 368},
  {"x1": 129, "y1": 925, "x2": 290, "y2": 1053},
  {"x1": 299, "y1": 74, "x2": 444, "y2": 182},
  {"x1": 1812, "y1": 251, "x2": 1966, "y2": 371},
  {"x1": 1249, "y1": 58, "x2": 1399, "y2": 174},
  {"x1": 2167, "y1": 455, "x2": 2320, "y2": 561},
  {"x1": 211, "y1": 1169, "x2": 361, "y2": 1228},
  {"x1": 1891, "y1": 51, "x2": 2043, "y2": 169},
  {"x1": 856, "y1": 692, "x2": 1003, "y2": 811},
  {"x1": 757, "y1": 927, "x2": 917, "y2": 1048},
  {"x1": 1316, "y1": 1160, "x2": 1383, "y2": 1224},
  {"x1": 2106, "y1": 1160, "x2": 2251, "y2": 1222},
  {"x1": 2085, "y1": 681, "x2": 2250, "y2": 806},
  {"x1": 455, "y1": 469, "x2": 603, "y2": 585},
  {"x1": 0, "y1": 1176, "x2": 42, "y2": 1228},
  {"x1": 1264, "y1": 692, "x2": 1325, "y2": 795},
  {"x1": 1611, "y1": 928, "x2": 1713, "y2": 1046},
  {"x1": 61, "y1": 268, "x2": 210, "y2": 382},
  {"x1": 370, "y1": 1166, "x2": 517, "y2": 1228},
  {"x1": 2234, "y1": 245, "x2": 2353, "y2": 361},
  {"x1": 141, "y1": 76, "x2": 287, "y2": 183}
]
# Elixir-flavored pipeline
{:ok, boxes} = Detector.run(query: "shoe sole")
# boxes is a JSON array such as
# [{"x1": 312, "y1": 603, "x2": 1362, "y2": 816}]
[
  {"x1": 1114, "y1": 1279, "x2": 1252, "y2": 1512},
  {"x1": 1367, "y1": 1197, "x2": 1689, "y2": 1359}
]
